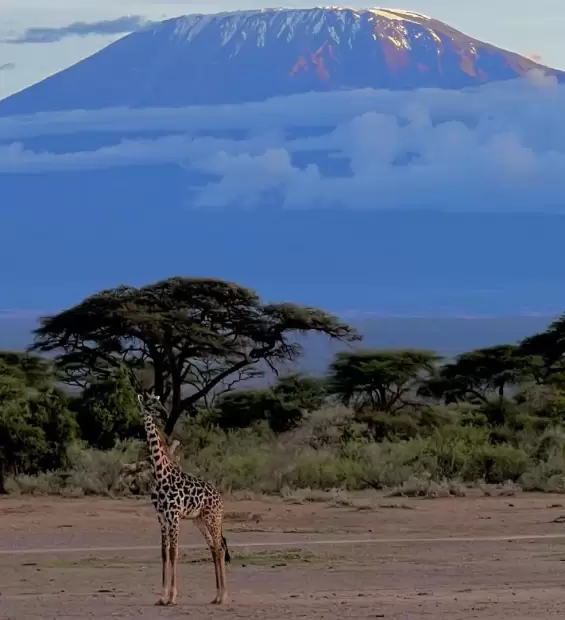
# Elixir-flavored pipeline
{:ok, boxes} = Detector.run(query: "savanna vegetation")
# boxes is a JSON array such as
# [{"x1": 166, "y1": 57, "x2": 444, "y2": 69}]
[{"x1": 3, "y1": 275, "x2": 565, "y2": 498}]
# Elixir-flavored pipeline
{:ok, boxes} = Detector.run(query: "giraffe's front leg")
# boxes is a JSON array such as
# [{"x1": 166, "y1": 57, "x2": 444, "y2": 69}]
[
  {"x1": 156, "y1": 520, "x2": 170, "y2": 605},
  {"x1": 167, "y1": 518, "x2": 180, "y2": 605}
]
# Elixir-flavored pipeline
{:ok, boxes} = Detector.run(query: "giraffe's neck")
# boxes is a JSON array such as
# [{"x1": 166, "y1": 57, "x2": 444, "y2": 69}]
[{"x1": 143, "y1": 413, "x2": 175, "y2": 484}]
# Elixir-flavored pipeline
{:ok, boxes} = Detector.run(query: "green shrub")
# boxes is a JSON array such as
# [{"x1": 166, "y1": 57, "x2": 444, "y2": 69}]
[
  {"x1": 73, "y1": 366, "x2": 142, "y2": 450},
  {"x1": 7, "y1": 439, "x2": 144, "y2": 496},
  {"x1": 273, "y1": 373, "x2": 327, "y2": 410},
  {"x1": 213, "y1": 389, "x2": 304, "y2": 434},
  {"x1": 7, "y1": 403, "x2": 565, "y2": 497},
  {"x1": 0, "y1": 377, "x2": 77, "y2": 492},
  {"x1": 355, "y1": 411, "x2": 420, "y2": 441}
]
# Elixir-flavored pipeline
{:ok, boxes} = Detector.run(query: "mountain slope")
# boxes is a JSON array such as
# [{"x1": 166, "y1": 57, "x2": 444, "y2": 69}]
[{"x1": 0, "y1": 6, "x2": 560, "y2": 114}]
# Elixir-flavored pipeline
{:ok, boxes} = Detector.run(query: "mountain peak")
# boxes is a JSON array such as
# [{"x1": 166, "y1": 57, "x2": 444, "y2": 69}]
[
  {"x1": 0, "y1": 6, "x2": 561, "y2": 115},
  {"x1": 159, "y1": 6, "x2": 435, "y2": 50}
]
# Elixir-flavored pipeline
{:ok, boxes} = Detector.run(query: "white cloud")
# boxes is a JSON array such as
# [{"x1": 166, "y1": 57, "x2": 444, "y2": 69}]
[{"x1": 1, "y1": 70, "x2": 565, "y2": 212}]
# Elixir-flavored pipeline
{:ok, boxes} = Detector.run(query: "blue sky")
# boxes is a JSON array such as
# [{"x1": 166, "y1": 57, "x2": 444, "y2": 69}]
[{"x1": 0, "y1": 0, "x2": 564, "y2": 100}]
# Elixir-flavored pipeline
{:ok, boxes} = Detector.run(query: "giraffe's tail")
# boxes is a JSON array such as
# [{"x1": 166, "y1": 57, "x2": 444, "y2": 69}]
[{"x1": 222, "y1": 534, "x2": 231, "y2": 563}]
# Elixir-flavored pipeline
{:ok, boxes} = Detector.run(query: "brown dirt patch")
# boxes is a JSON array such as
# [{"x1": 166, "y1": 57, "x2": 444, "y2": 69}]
[{"x1": 2, "y1": 492, "x2": 565, "y2": 618}]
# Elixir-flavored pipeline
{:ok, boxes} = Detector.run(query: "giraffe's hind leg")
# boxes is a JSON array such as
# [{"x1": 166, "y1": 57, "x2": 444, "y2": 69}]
[{"x1": 195, "y1": 511, "x2": 228, "y2": 604}]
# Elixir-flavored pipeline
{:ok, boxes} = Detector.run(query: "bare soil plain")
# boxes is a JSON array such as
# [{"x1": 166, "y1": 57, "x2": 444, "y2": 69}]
[{"x1": 2, "y1": 491, "x2": 565, "y2": 619}]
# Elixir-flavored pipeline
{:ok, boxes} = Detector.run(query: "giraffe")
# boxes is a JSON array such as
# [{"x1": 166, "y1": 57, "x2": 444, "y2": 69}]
[{"x1": 137, "y1": 391, "x2": 230, "y2": 606}]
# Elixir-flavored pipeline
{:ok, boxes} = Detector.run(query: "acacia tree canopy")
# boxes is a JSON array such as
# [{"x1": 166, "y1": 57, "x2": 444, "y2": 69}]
[
  {"x1": 423, "y1": 344, "x2": 536, "y2": 404},
  {"x1": 519, "y1": 314, "x2": 565, "y2": 383},
  {"x1": 30, "y1": 277, "x2": 359, "y2": 435},
  {"x1": 0, "y1": 350, "x2": 54, "y2": 390},
  {"x1": 327, "y1": 349, "x2": 440, "y2": 413}
]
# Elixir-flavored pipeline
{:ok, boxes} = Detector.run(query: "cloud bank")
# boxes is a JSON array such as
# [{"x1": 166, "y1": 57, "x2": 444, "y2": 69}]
[
  {"x1": 1, "y1": 70, "x2": 564, "y2": 212},
  {"x1": 0, "y1": 63, "x2": 15, "y2": 72},
  {"x1": 3, "y1": 16, "x2": 153, "y2": 44}
]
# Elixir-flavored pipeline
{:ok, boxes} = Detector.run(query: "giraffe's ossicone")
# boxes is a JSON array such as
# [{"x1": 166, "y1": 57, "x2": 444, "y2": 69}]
[{"x1": 137, "y1": 391, "x2": 230, "y2": 606}]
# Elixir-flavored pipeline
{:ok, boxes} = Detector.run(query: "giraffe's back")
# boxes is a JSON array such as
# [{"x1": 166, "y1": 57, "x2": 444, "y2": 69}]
[
  {"x1": 178, "y1": 474, "x2": 223, "y2": 520},
  {"x1": 151, "y1": 464, "x2": 224, "y2": 522}
]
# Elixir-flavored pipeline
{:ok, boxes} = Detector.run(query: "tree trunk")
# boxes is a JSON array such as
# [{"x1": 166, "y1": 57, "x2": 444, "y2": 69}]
[
  {"x1": 0, "y1": 462, "x2": 8, "y2": 495},
  {"x1": 164, "y1": 358, "x2": 252, "y2": 435},
  {"x1": 164, "y1": 369, "x2": 183, "y2": 437}
]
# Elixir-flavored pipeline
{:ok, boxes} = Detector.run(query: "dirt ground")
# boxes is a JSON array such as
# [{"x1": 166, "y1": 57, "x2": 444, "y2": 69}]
[{"x1": 2, "y1": 491, "x2": 565, "y2": 619}]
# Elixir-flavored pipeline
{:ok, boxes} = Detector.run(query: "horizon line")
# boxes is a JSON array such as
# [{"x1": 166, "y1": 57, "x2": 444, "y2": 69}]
[{"x1": 0, "y1": 309, "x2": 558, "y2": 320}]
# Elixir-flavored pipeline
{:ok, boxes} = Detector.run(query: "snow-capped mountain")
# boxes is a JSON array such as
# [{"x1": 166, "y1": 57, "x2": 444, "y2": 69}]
[
  {"x1": 0, "y1": 6, "x2": 560, "y2": 114},
  {"x1": 1, "y1": 7, "x2": 565, "y2": 319}
]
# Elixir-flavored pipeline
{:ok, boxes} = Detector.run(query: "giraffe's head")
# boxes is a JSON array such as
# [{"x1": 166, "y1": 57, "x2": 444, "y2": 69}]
[{"x1": 136, "y1": 390, "x2": 169, "y2": 426}]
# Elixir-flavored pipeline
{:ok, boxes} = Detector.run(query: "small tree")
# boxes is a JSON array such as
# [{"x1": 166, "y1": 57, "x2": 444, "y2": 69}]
[
  {"x1": 0, "y1": 353, "x2": 76, "y2": 493},
  {"x1": 272, "y1": 372, "x2": 327, "y2": 411},
  {"x1": 213, "y1": 373, "x2": 326, "y2": 434},
  {"x1": 327, "y1": 349, "x2": 440, "y2": 414},
  {"x1": 74, "y1": 365, "x2": 142, "y2": 450},
  {"x1": 0, "y1": 379, "x2": 44, "y2": 493},
  {"x1": 423, "y1": 345, "x2": 535, "y2": 405},
  {"x1": 29, "y1": 388, "x2": 77, "y2": 472},
  {"x1": 214, "y1": 388, "x2": 304, "y2": 434},
  {"x1": 519, "y1": 314, "x2": 565, "y2": 383}
]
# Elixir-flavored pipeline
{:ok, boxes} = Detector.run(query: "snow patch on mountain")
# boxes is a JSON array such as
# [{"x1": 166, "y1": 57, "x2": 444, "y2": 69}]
[{"x1": 164, "y1": 7, "x2": 440, "y2": 54}]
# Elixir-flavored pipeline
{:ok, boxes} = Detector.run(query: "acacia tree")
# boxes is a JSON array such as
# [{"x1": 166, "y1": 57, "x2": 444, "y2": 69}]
[
  {"x1": 272, "y1": 372, "x2": 327, "y2": 412},
  {"x1": 422, "y1": 344, "x2": 535, "y2": 404},
  {"x1": 31, "y1": 277, "x2": 359, "y2": 435},
  {"x1": 519, "y1": 315, "x2": 565, "y2": 384},
  {"x1": 327, "y1": 349, "x2": 440, "y2": 414},
  {"x1": 214, "y1": 372, "x2": 327, "y2": 434}
]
